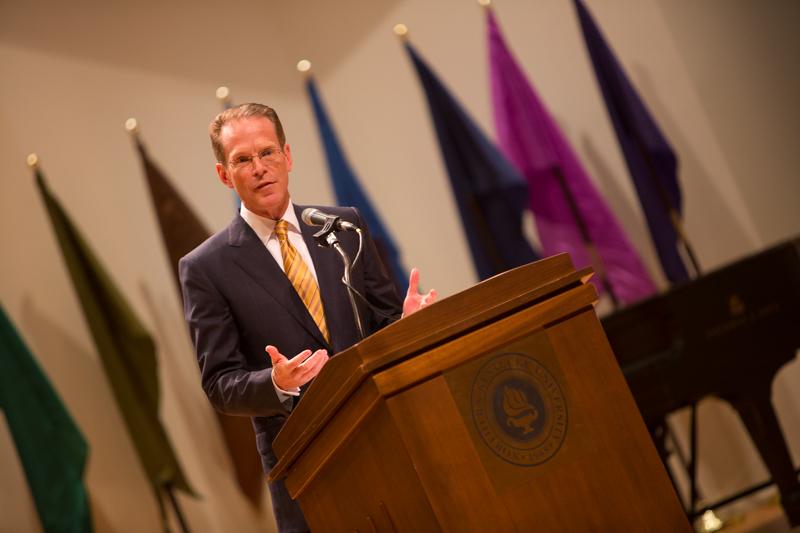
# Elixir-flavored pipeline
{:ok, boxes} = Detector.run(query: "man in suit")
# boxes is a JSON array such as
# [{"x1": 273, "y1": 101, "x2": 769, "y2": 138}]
[{"x1": 179, "y1": 103, "x2": 436, "y2": 532}]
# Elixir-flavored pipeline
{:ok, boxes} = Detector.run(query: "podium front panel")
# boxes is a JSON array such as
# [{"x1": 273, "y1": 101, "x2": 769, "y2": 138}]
[{"x1": 278, "y1": 267, "x2": 689, "y2": 531}]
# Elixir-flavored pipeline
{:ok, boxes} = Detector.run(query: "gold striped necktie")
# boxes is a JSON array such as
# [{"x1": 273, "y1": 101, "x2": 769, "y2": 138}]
[{"x1": 274, "y1": 219, "x2": 330, "y2": 343}]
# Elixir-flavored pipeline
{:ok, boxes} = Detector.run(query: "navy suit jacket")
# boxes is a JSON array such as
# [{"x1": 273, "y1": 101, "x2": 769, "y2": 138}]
[{"x1": 180, "y1": 204, "x2": 401, "y2": 466}]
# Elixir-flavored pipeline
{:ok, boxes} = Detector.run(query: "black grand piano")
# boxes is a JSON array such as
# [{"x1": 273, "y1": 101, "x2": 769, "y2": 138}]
[{"x1": 602, "y1": 237, "x2": 800, "y2": 525}]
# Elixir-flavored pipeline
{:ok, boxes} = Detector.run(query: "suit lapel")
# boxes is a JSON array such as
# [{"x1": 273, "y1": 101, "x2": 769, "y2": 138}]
[
  {"x1": 227, "y1": 215, "x2": 330, "y2": 348},
  {"x1": 296, "y1": 205, "x2": 356, "y2": 352}
]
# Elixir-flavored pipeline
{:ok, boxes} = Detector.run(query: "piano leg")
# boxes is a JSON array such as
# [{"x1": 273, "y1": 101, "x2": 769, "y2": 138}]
[
  {"x1": 724, "y1": 382, "x2": 800, "y2": 527},
  {"x1": 650, "y1": 419, "x2": 688, "y2": 512}
]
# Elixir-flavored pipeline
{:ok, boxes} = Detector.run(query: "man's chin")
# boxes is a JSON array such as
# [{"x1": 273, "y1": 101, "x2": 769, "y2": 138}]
[{"x1": 249, "y1": 198, "x2": 289, "y2": 220}]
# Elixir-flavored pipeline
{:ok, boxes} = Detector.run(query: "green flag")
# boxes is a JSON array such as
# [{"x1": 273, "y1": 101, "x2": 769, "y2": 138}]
[
  {"x1": 0, "y1": 305, "x2": 92, "y2": 533},
  {"x1": 33, "y1": 168, "x2": 196, "y2": 530}
]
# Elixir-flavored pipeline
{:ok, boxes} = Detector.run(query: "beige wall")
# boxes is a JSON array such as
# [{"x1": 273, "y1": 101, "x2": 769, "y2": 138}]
[{"x1": 1, "y1": 0, "x2": 797, "y2": 530}]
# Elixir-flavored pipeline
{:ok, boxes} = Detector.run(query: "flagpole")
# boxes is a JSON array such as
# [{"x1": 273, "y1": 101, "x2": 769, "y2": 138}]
[
  {"x1": 164, "y1": 483, "x2": 191, "y2": 533},
  {"x1": 482, "y1": 0, "x2": 621, "y2": 306},
  {"x1": 216, "y1": 86, "x2": 231, "y2": 108},
  {"x1": 117, "y1": 130, "x2": 197, "y2": 531},
  {"x1": 553, "y1": 168, "x2": 621, "y2": 308},
  {"x1": 125, "y1": 117, "x2": 140, "y2": 138},
  {"x1": 125, "y1": 118, "x2": 143, "y2": 153},
  {"x1": 636, "y1": 136, "x2": 703, "y2": 278},
  {"x1": 396, "y1": 24, "x2": 508, "y2": 275},
  {"x1": 669, "y1": 208, "x2": 702, "y2": 276},
  {"x1": 617, "y1": 112, "x2": 705, "y2": 512},
  {"x1": 601, "y1": 71, "x2": 702, "y2": 279},
  {"x1": 216, "y1": 86, "x2": 232, "y2": 110},
  {"x1": 297, "y1": 59, "x2": 311, "y2": 76},
  {"x1": 29, "y1": 153, "x2": 195, "y2": 533},
  {"x1": 216, "y1": 87, "x2": 242, "y2": 210},
  {"x1": 623, "y1": 131, "x2": 706, "y2": 513},
  {"x1": 393, "y1": 22, "x2": 409, "y2": 40}
]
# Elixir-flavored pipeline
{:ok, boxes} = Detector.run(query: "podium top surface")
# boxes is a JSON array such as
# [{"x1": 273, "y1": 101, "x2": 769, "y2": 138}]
[{"x1": 271, "y1": 253, "x2": 592, "y2": 479}]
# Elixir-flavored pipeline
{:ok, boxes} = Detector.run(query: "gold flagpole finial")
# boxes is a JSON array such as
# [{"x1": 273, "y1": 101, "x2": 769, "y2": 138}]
[
  {"x1": 216, "y1": 86, "x2": 232, "y2": 108},
  {"x1": 478, "y1": 0, "x2": 492, "y2": 8},
  {"x1": 296, "y1": 59, "x2": 312, "y2": 76},
  {"x1": 26, "y1": 153, "x2": 39, "y2": 168},
  {"x1": 393, "y1": 23, "x2": 409, "y2": 40},
  {"x1": 124, "y1": 118, "x2": 139, "y2": 136}
]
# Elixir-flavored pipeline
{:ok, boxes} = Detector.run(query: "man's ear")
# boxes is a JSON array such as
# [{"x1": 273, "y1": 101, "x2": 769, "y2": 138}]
[
  {"x1": 216, "y1": 162, "x2": 234, "y2": 189},
  {"x1": 283, "y1": 143, "x2": 293, "y2": 172}
]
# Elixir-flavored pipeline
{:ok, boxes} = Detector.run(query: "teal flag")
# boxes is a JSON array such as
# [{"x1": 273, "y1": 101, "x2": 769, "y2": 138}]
[
  {"x1": 34, "y1": 168, "x2": 196, "y2": 531},
  {"x1": 0, "y1": 305, "x2": 92, "y2": 533}
]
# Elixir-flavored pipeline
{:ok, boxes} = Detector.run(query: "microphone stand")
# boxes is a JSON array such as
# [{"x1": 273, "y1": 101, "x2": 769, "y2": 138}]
[{"x1": 312, "y1": 222, "x2": 366, "y2": 341}]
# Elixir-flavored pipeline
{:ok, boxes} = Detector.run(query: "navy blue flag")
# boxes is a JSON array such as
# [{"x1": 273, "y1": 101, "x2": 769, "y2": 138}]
[
  {"x1": 305, "y1": 76, "x2": 408, "y2": 294},
  {"x1": 403, "y1": 42, "x2": 539, "y2": 280},
  {"x1": 574, "y1": 0, "x2": 689, "y2": 282}
]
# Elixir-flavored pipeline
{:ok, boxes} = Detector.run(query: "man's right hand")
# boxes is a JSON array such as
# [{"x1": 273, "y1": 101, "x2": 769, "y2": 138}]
[{"x1": 266, "y1": 345, "x2": 329, "y2": 390}]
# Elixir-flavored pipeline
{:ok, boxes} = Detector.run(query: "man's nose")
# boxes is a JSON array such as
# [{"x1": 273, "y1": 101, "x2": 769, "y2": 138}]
[{"x1": 251, "y1": 156, "x2": 268, "y2": 174}]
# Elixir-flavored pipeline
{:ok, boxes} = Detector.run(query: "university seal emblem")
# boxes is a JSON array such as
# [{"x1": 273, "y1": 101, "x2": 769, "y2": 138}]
[{"x1": 471, "y1": 353, "x2": 567, "y2": 466}]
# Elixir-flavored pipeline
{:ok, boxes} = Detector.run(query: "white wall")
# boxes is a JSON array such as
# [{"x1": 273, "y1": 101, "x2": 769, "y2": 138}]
[{"x1": 1, "y1": 0, "x2": 797, "y2": 530}]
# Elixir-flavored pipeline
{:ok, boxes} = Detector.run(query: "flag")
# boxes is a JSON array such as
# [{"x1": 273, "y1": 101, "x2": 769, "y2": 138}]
[
  {"x1": 133, "y1": 137, "x2": 264, "y2": 507},
  {"x1": 0, "y1": 305, "x2": 92, "y2": 533},
  {"x1": 34, "y1": 168, "x2": 196, "y2": 530},
  {"x1": 305, "y1": 76, "x2": 408, "y2": 294},
  {"x1": 573, "y1": 0, "x2": 689, "y2": 282},
  {"x1": 403, "y1": 42, "x2": 539, "y2": 280},
  {"x1": 134, "y1": 139, "x2": 210, "y2": 291},
  {"x1": 487, "y1": 9, "x2": 657, "y2": 305}
]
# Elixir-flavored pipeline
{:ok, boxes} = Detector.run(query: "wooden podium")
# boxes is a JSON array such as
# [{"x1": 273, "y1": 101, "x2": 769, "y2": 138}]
[{"x1": 270, "y1": 255, "x2": 689, "y2": 531}]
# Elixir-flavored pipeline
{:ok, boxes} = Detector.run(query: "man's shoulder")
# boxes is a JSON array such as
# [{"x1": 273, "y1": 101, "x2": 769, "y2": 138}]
[{"x1": 180, "y1": 216, "x2": 241, "y2": 266}]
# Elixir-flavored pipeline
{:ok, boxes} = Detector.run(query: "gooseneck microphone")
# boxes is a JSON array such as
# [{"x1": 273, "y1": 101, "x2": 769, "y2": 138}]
[
  {"x1": 301, "y1": 208, "x2": 359, "y2": 232},
  {"x1": 301, "y1": 207, "x2": 366, "y2": 339}
]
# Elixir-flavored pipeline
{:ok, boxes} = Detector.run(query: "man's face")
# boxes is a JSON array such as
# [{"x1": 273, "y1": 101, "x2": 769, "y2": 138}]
[{"x1": 216, "y1": 116, "x2": 293, "y2": 220}]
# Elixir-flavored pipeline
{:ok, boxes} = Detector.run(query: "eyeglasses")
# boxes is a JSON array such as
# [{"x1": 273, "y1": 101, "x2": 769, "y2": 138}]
[{"x1": 227, "y1": 147, "x2": 284, "y2": 170}]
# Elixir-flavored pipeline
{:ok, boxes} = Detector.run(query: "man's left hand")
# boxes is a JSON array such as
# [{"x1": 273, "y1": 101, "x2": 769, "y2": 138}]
[{"x1": 402, "y1": 268, "x2": 437, "y2": 318}]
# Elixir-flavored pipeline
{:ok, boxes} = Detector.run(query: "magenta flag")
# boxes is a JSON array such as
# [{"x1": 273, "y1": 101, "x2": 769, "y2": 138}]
[{"x1": 487, "y1": 9, "x2": 657, "y2": 305}]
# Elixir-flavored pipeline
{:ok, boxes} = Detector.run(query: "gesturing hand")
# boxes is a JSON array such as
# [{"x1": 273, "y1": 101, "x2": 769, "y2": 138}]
[
  {"x1": 266, "y1": 345, "x2": 329, "y2": 391},
  {"x1": 402, "y1": 267, "x2": 437, "y2": 318}
]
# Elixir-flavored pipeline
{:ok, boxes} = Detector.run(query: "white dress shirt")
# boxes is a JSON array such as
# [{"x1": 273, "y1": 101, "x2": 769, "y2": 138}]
[{"x1": 240, "y1": 200, "x2": 319, "y2": 402}]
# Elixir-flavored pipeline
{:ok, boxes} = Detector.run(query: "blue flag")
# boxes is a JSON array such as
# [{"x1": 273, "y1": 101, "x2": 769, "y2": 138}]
[
  {"x1": 305, "y1": 76, "x2": 408, "y2": 294},
  {"x1": 403, "y1": 42, "x2": 539, "y2": 280},
  {"x1": 574, "y1": 0, "x2": 689, "y2": 282}
]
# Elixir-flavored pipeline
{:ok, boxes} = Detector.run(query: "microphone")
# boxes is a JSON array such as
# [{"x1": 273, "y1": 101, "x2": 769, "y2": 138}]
[{"x1": 301, "y1": 208, "x2": 359, "y2": 232}]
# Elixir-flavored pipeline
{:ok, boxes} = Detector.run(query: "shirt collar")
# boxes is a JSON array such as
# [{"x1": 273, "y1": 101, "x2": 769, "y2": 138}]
[{"x1": 240, "y1": 200, "x2": 300, "y2": 243}]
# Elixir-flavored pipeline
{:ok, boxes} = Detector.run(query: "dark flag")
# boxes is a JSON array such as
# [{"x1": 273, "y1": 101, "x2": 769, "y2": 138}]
[
  {"x1": 0, "y1": 305, "x2": 92, "y2": 533},
  {"x1": 403, "y1": 41, "x2": 539, "y2": 280},
  {"x1": 34, "y1": 168, "x2": 196, "y2": 531},
  {"x1": 573, "y1": 0, "x2": 690, "y2": 282},
  {"x1": 134, "y1": 139, "x2": 210, "y2": 288},
  {"x1": 133, "y1": 136, "x2": 264, "y2": 507},
  {"x1": 305, "y1": 75, "x2": 409, "y2": 293},
  {"x1": 487, "y1": 8, "x2": 656, "y2": 305}
]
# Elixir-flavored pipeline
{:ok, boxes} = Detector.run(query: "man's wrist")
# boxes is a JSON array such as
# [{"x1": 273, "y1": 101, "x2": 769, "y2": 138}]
[{"x1": 271, "y1": 371, "x2": 300, "y2": 399}]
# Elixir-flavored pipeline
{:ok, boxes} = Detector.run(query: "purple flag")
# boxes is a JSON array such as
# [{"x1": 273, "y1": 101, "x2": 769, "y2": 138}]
[{"x1": 487, "y1": 9, "x2": 657, "y2": 305}]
